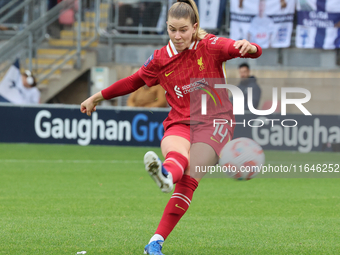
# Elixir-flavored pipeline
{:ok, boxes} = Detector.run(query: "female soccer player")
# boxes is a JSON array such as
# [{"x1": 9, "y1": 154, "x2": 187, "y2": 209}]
[{"x1": 80, "y1": 1, "x2": 262, "y2": 254}]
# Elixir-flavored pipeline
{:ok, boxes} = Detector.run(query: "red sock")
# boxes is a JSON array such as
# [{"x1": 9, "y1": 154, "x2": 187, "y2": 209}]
[
  {"x1": 155, "y1": 175, "x2": 198, "y2": 240},
  {"x1": 163, "y1": 151, "x2": 188, "y2": 184}
]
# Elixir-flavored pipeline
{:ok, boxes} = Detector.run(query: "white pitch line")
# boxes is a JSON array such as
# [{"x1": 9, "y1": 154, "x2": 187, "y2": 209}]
[{"x1": 0, "y1": 159, "x2": 142, "y2": 164}]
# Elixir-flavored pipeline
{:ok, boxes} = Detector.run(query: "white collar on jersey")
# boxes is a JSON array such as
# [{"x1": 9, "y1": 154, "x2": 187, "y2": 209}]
[{"x1": 166, "y1": 39, "x2": 200, "y2": 57}]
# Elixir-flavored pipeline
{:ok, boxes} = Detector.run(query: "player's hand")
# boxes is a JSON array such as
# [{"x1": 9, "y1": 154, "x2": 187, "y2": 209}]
[
  {"x1": 80, "y1": 91, "x2": 104, "y2": 116},
  {"x1": 80, "y1": 98, "x2": 97, "y2": 116},
  {"x1": 234, "y1": 39, "x2": 257, "y2": 56}
]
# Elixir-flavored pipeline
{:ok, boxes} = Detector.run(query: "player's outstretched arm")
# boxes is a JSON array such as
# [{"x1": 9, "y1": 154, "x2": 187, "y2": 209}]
[
  {"x1": 80, "y1": 71, "x2": 146, "y2": 116},
  {"x1": 80, "y1": 91, "x2": 104, "y2": 116},
  {"x1": 223, "y1": 39, "x2": 262, "y2": 59}
]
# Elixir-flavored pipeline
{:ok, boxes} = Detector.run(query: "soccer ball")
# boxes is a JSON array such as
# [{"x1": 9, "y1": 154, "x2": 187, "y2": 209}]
[{"x1": 219, "y1": 137, "x2": 265, "y2": 180}]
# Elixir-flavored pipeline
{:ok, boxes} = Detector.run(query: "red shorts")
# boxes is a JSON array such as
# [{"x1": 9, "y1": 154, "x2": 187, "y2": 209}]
[{"x1": 163, "y1": 122, "x2": 234, "y2": 156}]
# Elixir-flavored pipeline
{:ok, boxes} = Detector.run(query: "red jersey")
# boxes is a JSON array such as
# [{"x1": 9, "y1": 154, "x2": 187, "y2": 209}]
[{"x1": 138, "y1": 34, "x2": 261, "y2": 131}]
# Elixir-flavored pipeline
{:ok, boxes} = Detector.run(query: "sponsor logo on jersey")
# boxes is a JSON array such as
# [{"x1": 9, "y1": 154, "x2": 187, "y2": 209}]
[
  {"x1": 165, "y1": 70, "x2": 174, "y2": 77},
  {"x1": 143, "y1": 54, "x2": 154, "y2": 67},
  {"x1": 174, "y1": 85, "x2": 183, "y2": 98},
  {"x1": 197, "y1": 57, "x2": 205, "y2": 71},
  {"x1": 181, "y1": 78, "x2": 208, "y2": 94}
]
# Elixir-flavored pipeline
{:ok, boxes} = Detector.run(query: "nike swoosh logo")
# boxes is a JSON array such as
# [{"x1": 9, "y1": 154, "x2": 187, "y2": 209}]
[
  {"x1": 175, "y1": 204, "x2": 186, "y2": 211},
  {"x1": 165, "y1": 71, "x2": 174, "y2": 77},
  {"x1": 210, "y1": 136, "x2": 220, "y2": 143}
]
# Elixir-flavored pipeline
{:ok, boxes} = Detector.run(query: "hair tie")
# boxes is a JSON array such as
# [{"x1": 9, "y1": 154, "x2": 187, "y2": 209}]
[{"x1": 178, "y1": 0, "x2": 191, "y2": 5}]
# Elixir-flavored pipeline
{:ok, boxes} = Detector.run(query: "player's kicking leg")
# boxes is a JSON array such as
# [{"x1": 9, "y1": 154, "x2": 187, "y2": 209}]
[
  {"x1": 143, "y1": 136, "x2": 191, "y2": 254},
  {"x1": 143, "y1": 141, "x2": 217, "y2": 254},
  {"x1": 143, "y1": 174, "x2": 198, "y2": 255}
]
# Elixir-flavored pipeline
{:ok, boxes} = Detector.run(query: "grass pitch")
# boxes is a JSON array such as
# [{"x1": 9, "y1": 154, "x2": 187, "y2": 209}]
[{"x1": 0, "y1": 143, "x2": 339, "y2": 254}]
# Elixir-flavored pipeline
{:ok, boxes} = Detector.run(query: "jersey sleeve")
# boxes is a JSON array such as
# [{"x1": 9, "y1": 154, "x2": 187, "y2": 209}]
[
  {"x1": 207, "y1": 36, "x2": 262, "y2": 62},
  {"x1": 101, "y1": 71, "x2": 145, "y2": 100},
  {"x1": 138, "y1": 51, "x2": 160, "y2": 87}
]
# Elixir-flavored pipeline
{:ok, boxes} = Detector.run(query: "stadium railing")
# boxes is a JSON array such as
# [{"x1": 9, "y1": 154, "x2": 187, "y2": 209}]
[
  {"x1": 95, "y1": 0, "x2": 230, "y2": 45},
  {"x1": 0, "y1": 0, "x2": 98, "y2": 86},
  {"x1": 0, "y1": 0, "x2": 49, "y2": 40}
]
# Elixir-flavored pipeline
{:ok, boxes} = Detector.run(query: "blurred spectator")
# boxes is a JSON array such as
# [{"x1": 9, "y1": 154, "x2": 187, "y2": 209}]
[
  {"x1": 237, "y1": 63, "x2": 261, "y2": 110},
  {"x1": 127, "y1": 85, "x2": 167, "y2": 108},
  {"x1": 0, "y1": 60, "x2": 40, "y2": 104}
]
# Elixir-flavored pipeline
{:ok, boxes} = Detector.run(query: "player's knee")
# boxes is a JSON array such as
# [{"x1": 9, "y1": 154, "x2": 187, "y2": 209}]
[
  {"x1": 163, "y1": 149, "x2": 188, "y2": 160},
  {"x1": 161, "y1": 137, "x2": 190, "y2": 158}
]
